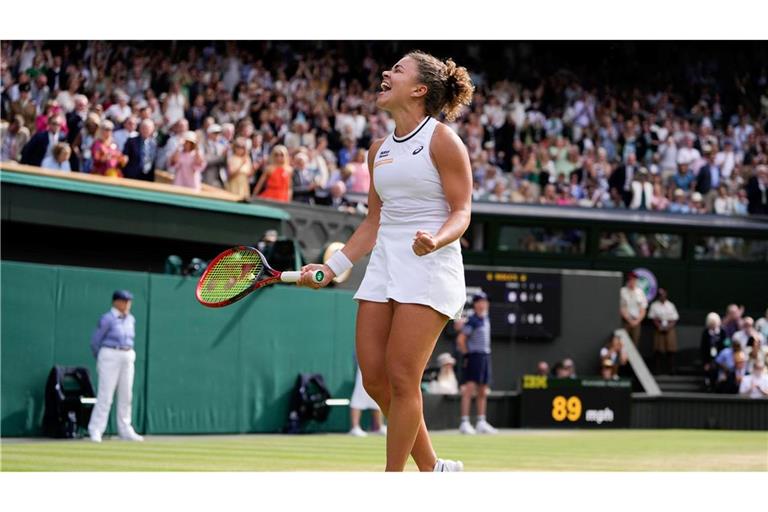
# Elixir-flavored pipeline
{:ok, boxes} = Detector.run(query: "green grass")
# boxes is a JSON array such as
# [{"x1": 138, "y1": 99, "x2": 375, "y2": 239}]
[{"x1": 2, "y1": 430, "x2": 766, "y2": 471}]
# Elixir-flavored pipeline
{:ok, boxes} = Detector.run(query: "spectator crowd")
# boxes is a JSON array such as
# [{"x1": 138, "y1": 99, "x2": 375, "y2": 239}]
[{"x1": 2, "y1": 41, "x2": 767, "y2": 216}]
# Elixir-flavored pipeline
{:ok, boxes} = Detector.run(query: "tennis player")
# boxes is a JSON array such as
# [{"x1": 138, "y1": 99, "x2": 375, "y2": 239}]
[{"x1": 299, "y1": 51, "x2": 474, "y2": 472}]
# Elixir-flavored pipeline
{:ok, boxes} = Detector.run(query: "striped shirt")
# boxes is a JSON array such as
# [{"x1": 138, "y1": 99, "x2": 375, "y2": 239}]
[
  {"x1": 90, "y1": 307, "x2": 136, "y2": 357},
  {"x1": 462, "y1": 313, "x2": 491, "y2": 354}
]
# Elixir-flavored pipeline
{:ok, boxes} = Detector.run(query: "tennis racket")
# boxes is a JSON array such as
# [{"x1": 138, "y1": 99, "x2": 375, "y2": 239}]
[{"x1": 196, "y1": 245, "x2": 324, "y2": 308}]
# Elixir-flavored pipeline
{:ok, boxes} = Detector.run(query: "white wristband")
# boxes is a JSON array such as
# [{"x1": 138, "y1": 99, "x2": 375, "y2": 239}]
[{"x1": 326, "y1": 250, "x2": 353, "y2": 277}]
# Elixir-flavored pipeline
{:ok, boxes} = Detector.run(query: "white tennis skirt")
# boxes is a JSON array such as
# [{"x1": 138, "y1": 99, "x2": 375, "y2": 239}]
[
  {"x1": 353, "y1": 223, "x2": 466, "y2": 320},
  {"x1": 350, "y1": 367, "x2": 379, "y2": 410}
]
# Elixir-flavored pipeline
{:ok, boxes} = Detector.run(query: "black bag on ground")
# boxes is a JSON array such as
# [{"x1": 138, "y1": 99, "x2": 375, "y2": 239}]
[
  {"x1": 282, "y1": 373, "x2": 332, "y2": 434},
  {"x1": 42, "y1": 366, "x2": 96, "y2": 438}
]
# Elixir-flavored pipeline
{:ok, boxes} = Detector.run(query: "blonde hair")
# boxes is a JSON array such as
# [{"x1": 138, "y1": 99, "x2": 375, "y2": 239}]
[
  {"x1": 406, "y1": 50, "x2": 474, "y2": 122},
  {"x1": 705, "y1": 312, "x2": 721, "y2": 328}
]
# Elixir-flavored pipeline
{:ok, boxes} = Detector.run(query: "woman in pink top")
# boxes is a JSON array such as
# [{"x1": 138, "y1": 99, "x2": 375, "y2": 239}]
[
  {"x1": 170, "y1": 131, "x2": 207, "y2": 191},
  {"x1": 349, "y1": 148, "x2": 370, "y2": 193}
]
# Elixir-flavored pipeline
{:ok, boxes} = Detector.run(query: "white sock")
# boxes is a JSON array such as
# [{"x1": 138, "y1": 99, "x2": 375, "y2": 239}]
[
  {"x1": 461, "y1": 416, "x2": 470, "y2": 423},
  {"x1": 478, "y1": 415, "x2": 486, "y2": 423}
]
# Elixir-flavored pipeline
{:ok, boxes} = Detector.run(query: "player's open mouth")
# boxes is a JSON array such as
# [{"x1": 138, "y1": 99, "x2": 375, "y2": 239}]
[{"x1": 378, "y1": 82, "x2": 391, "y2": 94}]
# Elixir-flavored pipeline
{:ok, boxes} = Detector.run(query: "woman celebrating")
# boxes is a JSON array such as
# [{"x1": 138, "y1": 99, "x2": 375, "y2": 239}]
[
  {"x1": 252, "y1": 145, "x2": 293, "y2": 202},
  {"x1": 91, "y1": 120, "x2": 128, "y2": 177},
  {"x1": 299, "y1": 51, "x2": 474, "y2": 472},
  {"x1": 226, "y1": 137, "x2": 254, "y2": 200}
]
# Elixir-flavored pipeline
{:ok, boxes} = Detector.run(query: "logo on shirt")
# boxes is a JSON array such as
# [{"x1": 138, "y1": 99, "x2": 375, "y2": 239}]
[
  {"x1": 378, "y1": 149, "x2": 390, "y2": 158},
  {"x1": 412, "y1": 145, "x2": 424, "y2": 155}
]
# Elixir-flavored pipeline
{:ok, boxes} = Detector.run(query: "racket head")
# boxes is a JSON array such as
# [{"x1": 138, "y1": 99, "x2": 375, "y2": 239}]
[{"x1": 195, "y1": 246, "x2": 277, "y2": 308}]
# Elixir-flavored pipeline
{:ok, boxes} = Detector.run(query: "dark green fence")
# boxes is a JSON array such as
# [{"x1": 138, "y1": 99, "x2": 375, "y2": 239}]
[{"x1": 1, "y1": 261, "x2": 357, "y2": 437}]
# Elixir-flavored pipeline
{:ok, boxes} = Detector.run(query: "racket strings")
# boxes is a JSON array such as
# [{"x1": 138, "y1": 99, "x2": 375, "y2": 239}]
[{"x1": 199, "y1": 251, "x2": 264, "y2": 303}]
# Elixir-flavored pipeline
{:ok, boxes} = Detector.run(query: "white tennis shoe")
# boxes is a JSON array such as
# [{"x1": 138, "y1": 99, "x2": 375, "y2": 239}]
[
  {"x1": 119, "y1": 430, "x2": 144, "y2": 441},
  {"x1": 372, "y1": 425, "x2": 387, "y2": 436},
  {"x1": 433, "y1": 458, "x2": 464, "y2": 472},
  {"x1": 459, "y1": 421, "x2": 476, "y2": 435},
  {"x1": 348, "y1": 426, "x2": 368, "y2": 437},
  {"x1": 475, "y1": 420, "x2": 498, "y2": 434}
]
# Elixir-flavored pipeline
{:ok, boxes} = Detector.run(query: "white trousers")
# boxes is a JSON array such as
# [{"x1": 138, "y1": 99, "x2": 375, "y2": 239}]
[{"x1": 87, "y1": 348, "x2": 137, "y2": 436}]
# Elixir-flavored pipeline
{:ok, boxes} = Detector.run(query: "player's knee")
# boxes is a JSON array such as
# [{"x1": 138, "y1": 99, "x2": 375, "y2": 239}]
[
  {"x1": 387, "y1": 369, "x2": 418, "y2": 398},
  {"x1": 362, "y1": 375, "x2": 388, "y2": 403}
]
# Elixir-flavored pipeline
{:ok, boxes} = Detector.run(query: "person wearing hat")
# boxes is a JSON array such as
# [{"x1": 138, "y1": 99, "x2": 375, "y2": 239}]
[
  {"x1": 0, "y1": 115, "x2": 31, "y2": 162},
  {"x1": 620, "y1": 271, "x2": 647, "y2": 347},
  {"x1": 91, "y1": 119, "x2": 129, "y2": 177},
  {"x1": 170, "y1": 130, "x2": 207, "y2": 191},
  {"x1": 457, "y1": 291, "x2": 498, "y2": 435},
  {"x1": 668, "y1": 188, "x2": 691, "y2": 214},
  {"x1": 87, "y1": 290, "x2": 144, "y2": 442},
  {"x1": 122, "y1": 119, "x2": 158, "y2": 182},
  {"x1": 600, "y1": 358, "x2": 618, "y2": 381},
  {"x1": 427, "y1": 353, "x2": 459, "y2": 395},
  {"x1": 629, "y1": 166, "x2": 653, "y2": 210},
  {"x1": 10, "y1": 81, "x2": 37, "y2": 132},
  {"x1": 202, "y1": 122, "x2": 228, "y2": 187},
  {"x1": 20, "y1": 113, "x2": 66, "y2": 167}
]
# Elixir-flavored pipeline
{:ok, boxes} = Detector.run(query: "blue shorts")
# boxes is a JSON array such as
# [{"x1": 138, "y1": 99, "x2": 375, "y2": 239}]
[{"x1": 461, "y1": 352, "x2": 492, "y2": 386}]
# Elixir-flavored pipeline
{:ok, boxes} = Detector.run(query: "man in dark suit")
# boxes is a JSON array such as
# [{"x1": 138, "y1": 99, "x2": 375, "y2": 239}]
[
  {"x1": 608, "y1": 152, "x2": 639, "y2": 207},
  {"x1": 122, "y1": 119, "x2": 158, "y2": 182},
  {"x1": 20, "y1": 114, "x2": 66, "y2": 167},
  {"x1": 746, "y1": 165, "x2": 768, "y2": 215},
  {"x1": 695, "y1": 146, "x2": 719, "y2": 195}
]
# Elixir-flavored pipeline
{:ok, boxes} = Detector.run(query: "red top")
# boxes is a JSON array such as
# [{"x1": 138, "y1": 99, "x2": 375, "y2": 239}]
[{"x1": 258, "y1": 166, "x2": 291, "y2": 202}]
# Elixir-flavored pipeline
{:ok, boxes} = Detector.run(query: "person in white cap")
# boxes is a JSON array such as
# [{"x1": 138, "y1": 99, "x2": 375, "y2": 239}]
[
  {"x1": 427, "y1": 353, "x2": 459, "y2": 395},
  {"x1": 87, "y1": 290, "x2": 143, "y2": 442}
]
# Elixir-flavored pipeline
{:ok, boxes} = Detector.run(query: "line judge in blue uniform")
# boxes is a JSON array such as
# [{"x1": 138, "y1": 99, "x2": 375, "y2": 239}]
[{"x1": 87, "y1": 290, "x2": 144, "y2": 442}]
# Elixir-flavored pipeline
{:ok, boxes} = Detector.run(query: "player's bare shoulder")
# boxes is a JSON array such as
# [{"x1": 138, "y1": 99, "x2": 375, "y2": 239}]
[
  {"x1": 367, "y1": 137, "x2": 388, "y2": 171},
  {"x1": 429, "y1": 121, "x2": 470, "y2": 169}
]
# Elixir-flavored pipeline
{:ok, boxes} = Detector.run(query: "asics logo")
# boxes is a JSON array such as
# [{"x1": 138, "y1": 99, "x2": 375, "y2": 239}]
[{"x1": 412, "y1": 145, "x2": 424, "y2": 155}]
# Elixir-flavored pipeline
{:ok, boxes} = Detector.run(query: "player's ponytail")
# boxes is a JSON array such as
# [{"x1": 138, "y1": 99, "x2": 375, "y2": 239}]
[{"x1": 407, "y1": 50, "x2": 475, "y2": 122}]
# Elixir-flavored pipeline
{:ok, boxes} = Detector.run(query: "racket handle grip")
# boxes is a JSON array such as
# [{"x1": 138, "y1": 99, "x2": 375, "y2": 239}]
[{"x1": 280, "y1": 270, "x2": 325, "y2": 284}]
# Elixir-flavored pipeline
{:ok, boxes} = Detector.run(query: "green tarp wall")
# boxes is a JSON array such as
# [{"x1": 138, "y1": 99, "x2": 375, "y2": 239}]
[{"x1": 1, "y1": 261, "x2": 357, "y2": 437}]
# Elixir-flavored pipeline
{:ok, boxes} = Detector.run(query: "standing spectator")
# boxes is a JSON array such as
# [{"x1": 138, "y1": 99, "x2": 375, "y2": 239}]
[
  {"x1": 71, "y1": 113, "x2": 101, "y2": 173},
  {"x1": 122, "y1": 119, "x2": 158, "y2": 182},
  {"x1": 348, "y1": 148, "x2": 370, "y2": 193},
  {"x1": 714, "y1": 342, "x2": 745, "y2": 394},
  {"x1": 91, "y1": 120, "x2": 128, "y2": 177},
  {"x1": 201, "y1": 123, "x2": 228, "y2": 187},
  {"x1": 157, "y1": 118, "x2": 189, "y2": 171},
  {"x1": 608, "y1": 152, "x2": 639, "y2": 206},
  {"x1": 225, "y1": 137, "x2": 253, "y2": 200},
  {"x1": 722, "y1": 304, "x2": 744, "y2": 339},
  {"x1": 714, "y1": 139, "x2": 738, "y2": 181},
  {"x1": 700, "y1": 312, "x2": 727, "y2": 391},
  {"x1": 40, "y1": 142, "x2": 71, "y2": 172},
  {"x1": 170, "y1": 131, "x2": 206, "y2": 191},
  {"x1": 457, "y1": 292, "x2": 498, "y2": 435},
  {"x1": 535, "y1": 361, "x2": 550, "y2": 376},
  {"x1": 87, "y1": 290, "x2": 144, "y2": 443},
  {"x1": 732, "y1": 317, "x2": 765, "y2": 348},
  {"x1": 671, "y1": 162, "x2": 695, "y2": 191},
  {"x1": 113, "y1": 116, "x2": 138, "y2": 152},
  {"x1": 427, "y1": 353, "x2": 459, "y2": 395},
  {"x1": 620, "y1": 271, "x2": 647, "y2": 347},
  {"x1": 253, "y1": 145, "x2": 293, "y2": 202},
  {"x1": 746, "y1": 165, "x2": 768, "y2": 215},
  {"x1": 10, "y1": 82, "x2": 37, "y2": 132},
  {"x1": 739, "y1": 359, "x2": 768, "y2": 398},
  {"x1": 648, "y1": 288, "x2": 680, "y2": 374},
  {"x1": 20, "y1": 113, "x2": 65, "y2": 167},
  {"x1": 1, "y1": 115, "x2": 31, "y2": 161},
  {"x1": 291, "y1": 151, "x2": 317, "y2": 203},
  {"x1": 600, "y1": 358, "x2": 618, "y2": 380},
  {"x1": 629, "y1": 167, "x2": 653, "y2": 210},
  {"x1": 695, "y1": 145, "x2": 720, "y2": 209}
]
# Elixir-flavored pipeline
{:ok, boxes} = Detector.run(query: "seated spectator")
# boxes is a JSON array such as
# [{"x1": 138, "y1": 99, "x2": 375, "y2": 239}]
[
  {"x1": 714, "y1": 341, "x2": 744, "y2": 393},
  {"x1": 733, "y1": 189, "x2": 750, "y2": 215},
  {"x1": 713, "y1": 184, "x2": 734, "y2": 215},
  {"x1": 1, "y1": 115, "x2": 31, "y2": 161},
  {"x1": 316, "y1": 180, "x2": 356, "y2": 213},
  {"x1": 253, "y1": 145, "x2": 293, "y2": 202},
  {"x1": 600, "y1": 334, "x2": 628, "y2": 375},
  {"x1": 746, "y1": 336, "x2": 766, "y2": 375},
  {"x1": 689, "y1": 191, "x2": 706, "y2": 214},
  {"x1": 71, "y1": 113, "x2": 101, "y2": 173},
  {"x1": 668, "y1": 188, "x2": 691, "y2": 214},
  {"x1": 732, "y1": 317, "x2": 764, "y2": 348},
  {"x1": 553, "y1": 358, "x2": 577, "y2": 378},
  {"x1": 700, "y1": 312, "x2": 727, "y2": 390},
  {"x1": 170, "y1": 131, "x2": 206, "y2": 191},
  {"x1": 427, "y1": 353, "x2": 459, "y2": 395},
  {"x1": 535, "y1": 361, "x2": 550, "y2": 376},
  {"x1": 539, "y1": 183, "x2": 558, "y2": 205},
  {"x1": 10, "y1": 82, "x2": 37, "y2": 132},
  {"x1": 739, "y1": 359, "x2": 768, "y2": 398},
  {"x1": 600, "y1": 358, "x2": 618, "y2": 380},
  {"x1": 603, "y1": 187, "x2": 626, "y2": 209},
  {"x1": 91, "y1": 120, "x2": 128, "y2": 177},
  {"x1": 41, "y1": 142, "x2": 72, "y2": 172},
  {"x1": 651, "y1": 182, "x2": 669, "y2": 211},
  {"x1": 756, "y1": 308, "x2": 768, "y2": 341},
  {"x1": 225, "y1": 137, "x2": 253, "y2": 200}
]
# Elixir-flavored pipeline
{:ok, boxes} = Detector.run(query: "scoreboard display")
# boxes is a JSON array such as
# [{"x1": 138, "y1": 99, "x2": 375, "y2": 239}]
[
  {"x1": 519, "y1": 376, "x2": 632, "y2": 428},
  {"x1": 464, "y1": 269, "x2": 561, "y2": 340}
]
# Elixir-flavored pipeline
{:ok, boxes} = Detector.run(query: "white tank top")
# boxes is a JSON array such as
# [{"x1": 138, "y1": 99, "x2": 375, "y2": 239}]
[{"x1": 372, "y1": 117, "x2": 449, "y2": 228}]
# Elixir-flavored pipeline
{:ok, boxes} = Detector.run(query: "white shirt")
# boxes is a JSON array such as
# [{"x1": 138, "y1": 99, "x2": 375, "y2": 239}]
[
  {"x1": 648, "y1": 299, "x2": 679, "y2": 328},
  {"x1": 738, "y1": 372, "x2": 768, "y2": 398},
  {"x1": 620, "y1": 286, "x2": 647, "y2": 321},
  {"x1": 427, "y1": 372, "x2": 459, "y2": 395}
]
